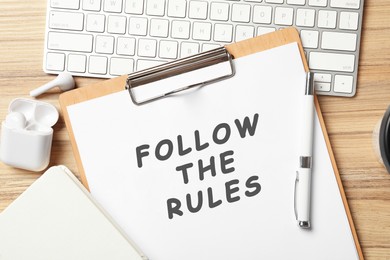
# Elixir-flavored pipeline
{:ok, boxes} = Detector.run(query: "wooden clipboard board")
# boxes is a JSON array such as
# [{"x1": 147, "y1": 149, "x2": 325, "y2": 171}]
[{"x1": 59, "y1": 27, "x2": 363, "y2": 259}]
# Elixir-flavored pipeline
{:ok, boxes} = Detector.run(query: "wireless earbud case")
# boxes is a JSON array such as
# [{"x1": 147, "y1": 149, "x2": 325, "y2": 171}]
[{"x1": 0, "y1": 99, "x2": 59, "y2": 171}]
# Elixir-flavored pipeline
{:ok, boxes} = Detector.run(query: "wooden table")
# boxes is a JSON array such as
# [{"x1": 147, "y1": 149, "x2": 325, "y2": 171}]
[{"x1": 0, "y1": 0, "x2": 389, "y2": 259}]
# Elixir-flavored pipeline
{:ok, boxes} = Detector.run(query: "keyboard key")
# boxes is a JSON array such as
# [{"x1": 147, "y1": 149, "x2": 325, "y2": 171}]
[
  {"x1": 159, "y1": 40, "x2": 178, "y2": 59},
  {"x1": 296, "y1": 9, "x2": 315, "y2": 27},
  {"x1": 300, "y1": 30, "x2": 319, "y2": 48},
  {"x1": 210, "y1": 2, "x2": 229, "y2": 21},
  {"x1": 235, "y1": 25, "x2": 254, "y2": 42},
  {"x1": 171, "y1": 20, "x2": 190, "y2": 39},
  {"x1": 150, "y1": 19, "x2": 169, "y2": 37},
  {"x1": 253, "y1": 6, "x2": 272, "y2": 24},
  {"x1": 202, "y1": 43, "x2": 220, "y2": 52},
  {"x1": 46, "y1": 52, "x2": 65, "y2": 71},
  {"x1": 275, "y1": 7, "x2": 294, "y2": 25},
  {"x1": 110, "y1": 57, "x2": 134, "y2": 75},
  {"x1": 138, "y1": 38, "x2": 157, "y2": 57},
  {"x1": 308, "y1": 0, "x2": 327, "y2": 7},
  {"x1": 83, "y1": 0, "x2": 101, "y2": 11},
  {"x1": 330, "y1": 0, "x2": 360, "y2": 9},
  {"x1": 314, "y1": 73, "x2": 331, "y2": 82},
  {"x1": 334, "y1": 75, "x2": 353, "y2": 93},
  {"x1": 96, "y1": 35, "x2": 115, "y2": 54},
  {"x1": 49, "y1": 11, "x2": 84, "y2": 31},
  {"x1": 104, "y1": 0, "x2": 123, "y2": 12},
  {"x1": 48, "y1": 32, "x2": 93, "y2": 52},
  {"x1": 232, "y1": 4, "x2": 251, "y2": 23},
  {"x1": 287, "y1": 0, "x2": 306, "y2": 5},
  {"x1": 339, "y1": 12, "x2": 359, "y2": 30},
  {"x1": 318, "y1": 10, "x2": 337, "y2": 29},
  {"x1": 107, "y1": 15, "x2": 127, "y2": 34},
  {"x1": 137, "y1": 59, "x2": 166, "y2": 71},
  {"x1": 189, "y1": 1, "x2": 208, "y2": 20},
  {"x1": 256, "y1": 26, "x2": 275, "y2": 36},
  {"x1": 180, "y1": 42, "x2": 199, "y2": 58},
  {"x1": 86, "y1": 14, "x2": 105, "y2": 32},
  {"x1": 214, "y1": 23, "x2": 233, "y2": 42},
  {"x1": 315, "y1": 82, "x2": 331, "y2": 92},
  {"x1": 146, "y1": 0, "x2": 166, "y2": 16},
  {"x1": 266, "y1": 0, "x2": 283, "y2": 3},
  {"x1": 89, "y1": 56, "x2": 108, "y2": 74},
  {"x1": 321, "y1": 31, "x2": 357, "y2": 51},
  {"x1": 129, "y1": 17, "x2": 148, "y2": 36},
  {"x1": 125, "y1": 0, "x2": 144, "y2": 14},
  {"x1": 192, "y1": 22, "x2": 212, "y2": 41},
  {"x1": 168, "y1": 0, "x2": 186, "y2": 18},
  {"x1": 51, "y1": 0, "x2": 80, "y2": 10},
  {"x1": 117, "y1": 37, "x2": 136, "y2": 56},
  {"x1": 67, "y1": 54, "x2": 87, "y2": 72},
  {"x1": 309, "y1": 52, "x2": 355, "y2": 72}
]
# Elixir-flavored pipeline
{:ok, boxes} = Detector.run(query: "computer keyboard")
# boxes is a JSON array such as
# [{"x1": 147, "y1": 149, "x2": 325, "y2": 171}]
[{"x1": 44, "y1": 0, "x2": 364, "y2": 97}]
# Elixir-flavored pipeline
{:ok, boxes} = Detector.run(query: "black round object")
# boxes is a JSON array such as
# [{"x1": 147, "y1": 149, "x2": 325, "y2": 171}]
[{"x1": 379, "y1": 105, "x2": 390, "y2": 174}]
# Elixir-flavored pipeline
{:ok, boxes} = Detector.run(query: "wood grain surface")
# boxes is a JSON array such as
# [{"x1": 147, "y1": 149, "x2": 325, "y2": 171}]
[{"x1": 0, "y1": 0, "x2": 389, "y2": 259}]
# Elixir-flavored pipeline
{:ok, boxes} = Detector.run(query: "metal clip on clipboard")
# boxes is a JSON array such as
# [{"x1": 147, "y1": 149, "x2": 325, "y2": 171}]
[{"x1": 125, "y1": 47, "x2": 235, "y2": 105}]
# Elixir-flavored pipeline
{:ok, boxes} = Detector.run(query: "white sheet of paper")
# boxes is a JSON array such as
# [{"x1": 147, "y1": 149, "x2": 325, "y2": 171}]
[{"x1": 68, "y1": 43, "x2": 359, "y2": 260}]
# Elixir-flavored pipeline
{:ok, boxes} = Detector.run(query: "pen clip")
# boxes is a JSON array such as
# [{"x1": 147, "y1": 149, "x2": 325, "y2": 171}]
[
  {"x1": 294, "y1": 171, "x2": 299, "y2": 220},
  {"x1": 305, "y1": 72, "x2": 314, "y2": 96}
]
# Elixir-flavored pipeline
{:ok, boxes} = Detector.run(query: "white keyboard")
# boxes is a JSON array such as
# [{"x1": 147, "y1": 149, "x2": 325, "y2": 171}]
[{"x1": 44, "y1": 0, "x2": 364, "y2": 97}]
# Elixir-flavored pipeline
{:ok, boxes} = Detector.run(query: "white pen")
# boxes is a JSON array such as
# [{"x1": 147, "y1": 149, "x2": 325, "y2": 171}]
[{"x1": 294, "y1": 71, "x2": 315, "y2": 229}]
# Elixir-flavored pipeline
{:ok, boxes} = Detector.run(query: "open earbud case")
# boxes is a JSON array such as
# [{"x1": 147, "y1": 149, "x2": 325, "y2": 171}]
[{"x1": 0, "y1": 98, "x2": 58, "y2": 171}]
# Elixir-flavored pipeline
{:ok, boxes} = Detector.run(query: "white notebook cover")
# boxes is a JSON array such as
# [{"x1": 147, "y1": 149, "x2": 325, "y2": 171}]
[{"x1": 0, "y1": 166, "x2": 147, "y2": 260}]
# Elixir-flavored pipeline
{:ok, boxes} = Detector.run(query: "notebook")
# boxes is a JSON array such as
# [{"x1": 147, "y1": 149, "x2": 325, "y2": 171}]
[
  {"x1": 0, "y1": 165, "x2": 147, "y2": 260},
  {"x1": 63, "y1": 41, "x2": 361, "y2": 259}
]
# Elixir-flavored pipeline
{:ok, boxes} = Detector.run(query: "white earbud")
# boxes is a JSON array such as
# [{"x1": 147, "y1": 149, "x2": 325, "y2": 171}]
[
  {"x1": 30, "y1": 72, "x2": 75, "y2": 97},
  {"x1": 5, "y1": 112, "x2": 27, "y2": 129}
]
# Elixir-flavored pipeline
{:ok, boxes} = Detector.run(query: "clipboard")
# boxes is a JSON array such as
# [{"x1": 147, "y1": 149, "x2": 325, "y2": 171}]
[{"x1": 59, "y1": 27, "x2": 363, "y2": 259}]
